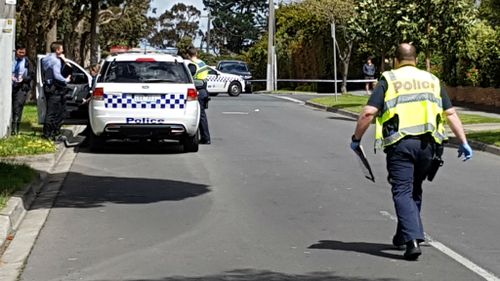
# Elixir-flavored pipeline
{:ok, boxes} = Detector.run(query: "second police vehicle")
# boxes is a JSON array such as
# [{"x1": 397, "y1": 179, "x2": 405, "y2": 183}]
[
  {"x1": 36, "y1": 51, "x2": 203, "y2": 152},
  {"x1": 205, "y1": 66, "x2": 246, "y2": 97}
]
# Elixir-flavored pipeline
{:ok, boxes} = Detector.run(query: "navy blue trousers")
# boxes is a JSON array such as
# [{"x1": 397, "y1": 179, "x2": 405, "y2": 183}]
[
  {"x1": 43, "y1": 88, "x2": 66, "y2": 139},
  {"x1": 386, "y1": 137, "x2": 435, "y2": 243},
  {"x1": 197, "y1": 88, "x2": 210, "y2": 142}
]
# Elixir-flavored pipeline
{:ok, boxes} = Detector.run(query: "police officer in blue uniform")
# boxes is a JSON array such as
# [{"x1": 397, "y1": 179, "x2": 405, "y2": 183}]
[
  {"x1": 188, "y1": 47, "x2": 211, "y2": 144},
  {"x1": 41, "y1": 41, "x2": 71, "y2": 141},
  {"x1": 11, "y1": 44, "x2": 32, "y2": 135},
  {"x1": 350, "y1": 43, "x2": 473, "y2": 260}
]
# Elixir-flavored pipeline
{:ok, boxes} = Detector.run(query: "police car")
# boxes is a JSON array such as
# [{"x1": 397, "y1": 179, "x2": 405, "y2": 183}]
[
  {"x1": 37, "y1": 52, "x2": 201, "y2": 152},
  {"x1": 206, "y1": 66, "x2": 245, "y2": 97}
]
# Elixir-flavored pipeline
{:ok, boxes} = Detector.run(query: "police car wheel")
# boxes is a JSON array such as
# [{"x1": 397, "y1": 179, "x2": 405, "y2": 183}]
[
  {"x1": 182, "y1": 131, "x2": 199, "y2": 153},
  {"x1": 228, "y1": 82, "x2": 242, "y2": 97},
  {"x1": 89, "y1": 131, "x2": 105, "y2": 152}
]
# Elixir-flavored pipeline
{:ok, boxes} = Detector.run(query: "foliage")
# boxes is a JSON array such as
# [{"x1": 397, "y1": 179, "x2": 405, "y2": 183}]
[
  {"x1": 351, "y1": 0, "x2": 401, "y2": 72},
  {"x1": 148, "y1": 3, "x2": 201, "y2": 49},
  {"x1": 15, "y1": 0, "x2": 152, "y2": 68},
  {"x1": 203, "y1": 0, "x2": 267, "y2": 55},
  {"x1": 479, "y1": 0, "x2": 500, "y2": 27},
  {"x1": 0, "y1": 162, "x2": 37, "y2": 209},
  {"x1": 98, "y1": 0, "x2": 153, "y2": 53},
  {"x1": 303, "y1": 0, "x2": 357, "y2": 93},
  {"x1": 458, "y1": 20, "x2": 500, "y2": 87}
]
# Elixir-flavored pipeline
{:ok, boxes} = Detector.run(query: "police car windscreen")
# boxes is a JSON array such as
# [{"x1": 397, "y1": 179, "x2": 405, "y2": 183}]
[
  {"x1": 102, "y1": 61, "x2": 190, "y2": 83},
  {"x1": 219, "y1": 63, "x2": 248, "y2": 72}
]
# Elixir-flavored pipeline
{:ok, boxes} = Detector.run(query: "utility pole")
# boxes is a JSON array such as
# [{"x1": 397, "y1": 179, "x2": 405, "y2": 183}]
[
  {"x1": 266, "y1": 0, "x2": 275, "y2": 92},
  {"x1": 206, "y1": 8, "x2": 211, "y2": 53},
  {"x1": 0, "y1": 0, "x2": 16, "y2": 137},
  {"x1": 331, "y1": 22, "x2": 338, "y2": 102}
]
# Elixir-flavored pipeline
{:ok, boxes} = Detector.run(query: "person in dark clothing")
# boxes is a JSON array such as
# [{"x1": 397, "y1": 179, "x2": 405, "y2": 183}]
[
  {"x1": 363, "y1": 57, "x2": 376, "y2": 95},
  {"x1": 11, "y1": 44, "x2": 33, "y2": 135},
  {"x1": 187, "y1": 47, "x2": 211, "y2": 144},
  {"x1": 351, "y1": 43, "x2": 472, "y2": 261},
  {"x1": 41, "y1": 41, "x2": 71, "y2": 141}
]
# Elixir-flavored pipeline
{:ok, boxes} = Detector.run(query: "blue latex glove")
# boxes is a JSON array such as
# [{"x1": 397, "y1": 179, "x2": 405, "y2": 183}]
[
  {"x1": 350, "y1": 135, "x2": 361, "y2": 151},
  {"x1": 458, "y1": 143, "x2": 473, "y2": 161}
]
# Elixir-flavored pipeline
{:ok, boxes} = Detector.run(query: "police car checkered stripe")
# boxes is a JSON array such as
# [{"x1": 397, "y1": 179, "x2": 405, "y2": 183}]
[
  {"x1": 104, "y1": 94, "x2": 186, "y2": 109},
  {"x1": 207, "y1": 75, "x2": 243, "y2": 83}
]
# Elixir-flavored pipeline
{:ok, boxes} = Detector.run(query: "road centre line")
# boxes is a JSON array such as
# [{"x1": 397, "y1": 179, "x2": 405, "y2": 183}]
[{"x1": 379, "y1": 211, "x2": 499, "y2": 281}]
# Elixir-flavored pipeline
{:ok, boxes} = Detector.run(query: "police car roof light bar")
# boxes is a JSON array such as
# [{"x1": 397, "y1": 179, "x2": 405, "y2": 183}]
[{"x1": 136, "y1": 58, "x2": 156, "y2": 62}]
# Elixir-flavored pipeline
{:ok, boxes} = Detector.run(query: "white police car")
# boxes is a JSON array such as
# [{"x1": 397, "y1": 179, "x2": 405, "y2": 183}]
[
  {"x1": 206, "y1": 66, "x2": 245, "y2": 97},
  {"x1": 37, "y1": 52, "x2": 201, "y2": 152}
]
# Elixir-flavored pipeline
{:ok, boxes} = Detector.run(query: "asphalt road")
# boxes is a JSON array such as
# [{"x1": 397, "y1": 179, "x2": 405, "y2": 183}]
[{"x1": 20, "y1": 94, "x2": 500, "y2": 281}]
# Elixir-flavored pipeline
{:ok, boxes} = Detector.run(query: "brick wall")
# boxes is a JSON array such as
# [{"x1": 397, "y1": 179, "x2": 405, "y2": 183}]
[{"x1": 446, "y1": 86, "x2": 500, "y2": 109}]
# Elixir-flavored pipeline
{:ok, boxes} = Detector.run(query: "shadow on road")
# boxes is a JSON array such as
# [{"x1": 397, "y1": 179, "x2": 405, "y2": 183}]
[
  {"x1": 97, "y1": 268, "x2": 399, "y2": 281},
  {"x1": 308, "y1": 240, "x2": 405, "y2": 260},
  {"x1": 30, "y1": 172, "x2": 211, "y2": 209}
]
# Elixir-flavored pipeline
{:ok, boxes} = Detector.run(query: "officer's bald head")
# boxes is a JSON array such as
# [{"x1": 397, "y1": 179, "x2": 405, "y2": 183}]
[
  {"x1": 395, "y1": 43, "x2": 417, "y2": 62},
  {"x1": 395, "y1": 43, "x2": 417, "y2": 68}
]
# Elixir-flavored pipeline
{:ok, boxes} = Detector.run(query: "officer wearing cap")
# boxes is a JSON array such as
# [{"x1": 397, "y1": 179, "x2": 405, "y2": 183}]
[
  {"x1": 187, "y1": 47, "x2": 211, "y2": 145},
  {"x1": 350, "y1": 43, "x2": 473, "y2": 261}
]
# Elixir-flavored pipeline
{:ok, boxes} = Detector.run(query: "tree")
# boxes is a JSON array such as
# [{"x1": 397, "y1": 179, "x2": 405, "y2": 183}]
[
  {"x1": 149, "y1": 3, "x2": 201, "y2": 48},
  {"x1": 479, "y1": 0, "x2": 500, "y2": 27},
  {"x1": 203, "y1": 0, "x2": 267, "y2": 54},
  {"x1": 303, "y1": 0, "x2": 357, "y2": 93},
  {"x1": 98, "y1": 0, "x2": 153, "y2": 55},
  {"x1": 352, "y1": 0, "x2": 401, "y2": 72}
]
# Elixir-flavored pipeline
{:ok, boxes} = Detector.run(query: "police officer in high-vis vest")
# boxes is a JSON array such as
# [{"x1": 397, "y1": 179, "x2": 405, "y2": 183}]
[
  {"x1": 350, "y1": 43, "x2": 473, "y2": 261},
  {"x1": 188, "y1": 47, "x2": 211, "y2": 144}
]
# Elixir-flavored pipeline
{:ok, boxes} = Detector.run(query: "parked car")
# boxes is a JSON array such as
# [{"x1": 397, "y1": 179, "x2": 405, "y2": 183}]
[
  {"x1": 216, "y1": 60, "x2": 252, "y2": 93},
  {"x1": 36, "y1": 52, "x2": 202, "y2": 152},
  {"x1": 206, "y1": 66, "x2": 246, "y2": 97}
]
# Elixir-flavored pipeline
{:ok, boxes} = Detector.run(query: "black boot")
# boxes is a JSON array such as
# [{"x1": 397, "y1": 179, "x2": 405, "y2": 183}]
[
  {"x1": 404, "y1": 240, "x2": 421, "y2": 261},
  {"x1": 392, "y1": 233, "x2": 406, "y2": 250}
]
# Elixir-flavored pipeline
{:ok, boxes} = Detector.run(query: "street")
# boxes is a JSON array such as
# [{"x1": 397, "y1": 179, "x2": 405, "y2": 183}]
[{"x1": 20, "y1": 94, "x2": 500, "y2": 281}]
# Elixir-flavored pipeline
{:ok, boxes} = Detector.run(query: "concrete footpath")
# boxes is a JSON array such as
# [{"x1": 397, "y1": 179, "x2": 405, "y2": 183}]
[{"x1": 0, "y1": 126, "x2": 84, "y2": 281}]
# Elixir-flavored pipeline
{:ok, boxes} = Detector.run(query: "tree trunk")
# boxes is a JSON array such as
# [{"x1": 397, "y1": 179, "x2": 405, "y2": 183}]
[
  {"x1": 425, "y1": 49, "x2": 431, "y2": 72},
  {"x1": 380, "y1": 53, "x2": 386, "y2": 72},
  {"x1": 90, "y1": 0, "x2": 99, "y2": 65},
  {"x1": 46, "y1": 22, "x2": 57, "y2": 53}
]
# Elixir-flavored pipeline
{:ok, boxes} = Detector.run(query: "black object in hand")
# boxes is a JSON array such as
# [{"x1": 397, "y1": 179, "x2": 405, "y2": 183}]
[{"x1": 427, "y1": 157, "x2": 444, "y2": 181}]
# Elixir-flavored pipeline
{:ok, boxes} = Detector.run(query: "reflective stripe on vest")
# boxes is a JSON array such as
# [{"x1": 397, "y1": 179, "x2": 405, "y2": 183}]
[{"x1": 375, "y1": 66, "x2": 447, "y2": 149}]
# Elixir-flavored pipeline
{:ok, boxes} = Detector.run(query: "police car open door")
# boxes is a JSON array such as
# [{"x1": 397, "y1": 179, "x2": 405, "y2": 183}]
[{"x1": 36, "y1": 55, "x2": 92, "y2": 125}]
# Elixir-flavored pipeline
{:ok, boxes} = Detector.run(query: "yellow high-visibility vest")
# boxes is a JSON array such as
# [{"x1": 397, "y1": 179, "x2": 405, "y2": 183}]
[
  {"x1": 192, "y1": 58, "x2": 209, "y2": 80},
  {"x1": 375, "y1": 66, "x2": 447, "y2": 148}
]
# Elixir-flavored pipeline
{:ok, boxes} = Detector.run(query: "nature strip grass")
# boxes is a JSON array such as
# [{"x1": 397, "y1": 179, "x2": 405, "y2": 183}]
[
  {"x1": 466, "y1": 130, "x2": 500, "y2": 147},
  {"x1": 0, "y1": 135, "x2": 56, "y2": 157},
  {"x1": 0, "y1": 161, "x2": 37, "y2": 209},
  {"x1": 0, "y1": 104, "x2": 56, "y2": 157}
]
